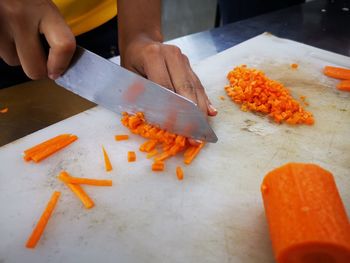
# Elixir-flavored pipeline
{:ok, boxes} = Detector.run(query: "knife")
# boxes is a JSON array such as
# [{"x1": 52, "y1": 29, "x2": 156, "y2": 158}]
[{"x1": 55, "y1": 47, "x2": 218, "y2": 142}]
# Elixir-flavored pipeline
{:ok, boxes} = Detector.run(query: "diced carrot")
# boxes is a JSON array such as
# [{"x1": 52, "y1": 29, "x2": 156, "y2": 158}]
[
  {"x1": 58, "y1": 172, "x2": 94, "y2": 209},
  {"x1": 0, "y1": 107, "x2": 8, "y2": 113},
  {"x1": 261, "y1": 163, "x2": 350, "y2": 263},
  {"x1": 58, "y1": 171, "x2": 112, "y2": 186},
  {"x1": 324, "y1": 66, "x2": 350, "y2": 80},
  {"x1": 128, "y1": 151, "x2": 136, "y2": 162},
  {"x1": 176, "y1": 166, "x2": 184, "y2": 180},
  {"x1": 225, "y1": 66, "x2": 314, "y2": 125},
  {"x1": 184, "y1": 142, "x2": 205, "y2": 165},
  {"x1": 30, "y1": 135, "x2": 78, "y2": 163},
  {"x1": 115, "y1": 134, "x2": 129, "y2": 141},
  {"x1": 26, "y1": 191, "x2": 60, "y2": 249},
  {"x1": 290, "y1": 63, "x2": 298, "y2": 69},
  {"x1": 152, "y1": 161, "x2": 165, "y2": 171},
  {"x1": 102, "y1": 146, "x2": 112, "y2": 172},
  {"x1": 146, "y1": 149, "x2": 158, "y2": 159},
  {"x1": 337, "y1": 80, "x2": 350, "y2": 92},
  {"x1": 219, "y1": 96, "x2": 225, "y2": 100}
]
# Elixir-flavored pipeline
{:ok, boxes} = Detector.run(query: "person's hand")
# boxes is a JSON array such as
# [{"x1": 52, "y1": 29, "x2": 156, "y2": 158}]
[
  {"x1": 0, "y1": 0, "x2": 76, "y2": 80},
  {"x1": 120, "y1": 36, "x2": 218, "y2": 119}
]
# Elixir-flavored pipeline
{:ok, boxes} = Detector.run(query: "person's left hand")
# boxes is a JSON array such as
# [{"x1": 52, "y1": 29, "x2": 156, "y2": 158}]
[{"x1": 120, "y1": 36, "x2": 218, "y2": 119}]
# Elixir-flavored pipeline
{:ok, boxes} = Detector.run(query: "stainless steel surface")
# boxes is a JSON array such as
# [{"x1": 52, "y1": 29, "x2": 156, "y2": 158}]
[
  {"x1": 56, "y1": 47, "x2": 217, "y2": 142},
  {"x1": 1, "y1": 0, "x2": 349, "y2": 146}
]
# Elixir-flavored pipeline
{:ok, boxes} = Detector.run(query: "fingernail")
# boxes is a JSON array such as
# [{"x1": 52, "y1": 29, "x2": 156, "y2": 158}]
[
  {"x1": 49, "y1": 73, "x2": 60, "y2": 80},
  {"x1": 195, "y1": 139, "x2": 203, "y2": 144},
  {"x1": 209, "y1": 104, "x2": 218, "y2": 113}
]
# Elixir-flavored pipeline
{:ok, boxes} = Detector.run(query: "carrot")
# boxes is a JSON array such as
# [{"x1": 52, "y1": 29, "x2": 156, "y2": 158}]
[
  {"x1": 176, "y1": 166, "x2": 184, "y2": 180},
  {"x1": 26, "y1": 191, "x2": 60, "y2": 249},
  {"x1": 261, "y1": 163, "x2": 350, "y2": 263},
  {"x1": 184, "y1": 142, "x2": 205, "y2": 165},
  {"x1": 128, "y1": 151, "x2": 136, "y2": 162},
  {"x1": 219, "y1": 96, "x2": 225, "y2": 100},
  {"x1": 0, "y1": 107, "x2": 8, "y2": 113},
  {"x1": 102, "y1": 146, "x2": 112, "y2": 172},
  {"x1": 337, "y1": 80, "x2": 350, "y2": 92},
  {"x1": 152, "y1": 161, "x2": 165, "y2": 171},
  {"x1": 23, "y1": 134, "x2": 71, "y2": 161},
  {"x1": 30, "y1": 135, "x2": 78, "y2": 163},
  {"x1": 59, "y1": 172, "x2": 94, "y2": 209},
  {"x1": 146, "y1": 149, "x2": 158, "y2": 159},
  {"x1": 324, "y1": 66, "x2": 350, "y2": 80},
  {"x1": 290, "y1": 63, "x2": 298, "y2": 69},
  {"x1": 115, "y1": 134, "x2": 129, "y2": 141},
  {"x1": 58, "y1": 171, "x2": 112, "y2": 186},
  {"x1": 225, "y1": 66, "x2": 314, "y2": 125}
]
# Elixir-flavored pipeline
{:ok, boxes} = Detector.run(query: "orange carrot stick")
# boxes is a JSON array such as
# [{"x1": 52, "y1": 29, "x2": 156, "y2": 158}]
[
  {"x1": 30, "y1": 135, "x2": 78, "y2": 162},
  {"x1": 0, "y1": 107, "x2": 8, "y2": 113},
  {"x1": 324, "y1": 66, "x2": 350, "y2": 80},
  {"x1": 58, "y1": 171, "x2": 112, "y2": 186},
  {"x1": 23, "y1": 134, "x2": 71, "y2": 160},
  {"x1": 261, "y1": 163, "x2": 350, "y2": 263},
  {"x1": 152, "y1": 161, "x2": 165, "y2": 171},
  {"x1": 176, "y1": 166, "x2": 184, "y2": 181},
  {"x1": 102, "y1": 146, "x2": 112, "y2": 172},
  {"x1": 184, "y1": 142, "x2": 205, "y2": 165},
  {"x1": 146, "y1": 149, "x2": 158, "y2": 159},
  {"x1": 58, "y1": 172, "x2": 94, "y2": 209},
  {"x1": 115, "y1": 135, "x2": 129, "y2": 141},
  {"x1": 26, "y1": 191, "x2": 61, "y2": 249},
  {"x1": 337, "y1": 80, "x2": 350, "y2": 92},
  {"x1": 128, "y1": 151, "x2": 136, "y2": 162}
]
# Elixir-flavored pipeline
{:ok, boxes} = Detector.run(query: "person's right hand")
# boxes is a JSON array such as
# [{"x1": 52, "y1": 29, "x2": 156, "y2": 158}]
[{"x1": 0, "y1": 0, "x2": 76, "y2": 80}]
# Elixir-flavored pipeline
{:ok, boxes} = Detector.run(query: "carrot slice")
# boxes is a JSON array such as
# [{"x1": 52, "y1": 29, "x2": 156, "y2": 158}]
[
  {"x1": 58, "y1": 171, "x2": 112, "y2": 186},
  {"x1": 128, "y1": 151, "x2": 136, "y2": 162},
  {"x1": 26, "y1": 191, "x2": 60, "y2": 249},
  {"x1": 115, "y1": 134, "x2": 129, "y2": 141},
  {"x1": 261, "y1": 163, "x2": 350, "y2": 263},
  {"x1": 152, "y1": 161, "x2": 165, "y2": 171},
  {"x1": 58, "y1": 172, "x2": 94, "y2": 209},
  {"x1": 290, "y1": 63, "x2": 298, "y2": 69},
  {"x1": 176, "y1": 166, "x2": 184, "y2": 180},
  {"x1": 324, "y1": 66, "x2": 350, "y2": 80},
  {"x1": 337, "y1": 80, "x2": 350, "y2": 92},
  {"x1": 23, "y1": 134, "x2": 71, "y2": 161},
  {"x1": 184, "y1": 142, "x2": 205, "y2": 165},
  {"x1": 102, "y1": 146, "x2": 112, "y2": 172},
  {"x1": 30, "y1": 135, "x2": 78, "y2": 162},
  {"x1": 0, "y1": 107, "x2": 8, "y2": 113}
]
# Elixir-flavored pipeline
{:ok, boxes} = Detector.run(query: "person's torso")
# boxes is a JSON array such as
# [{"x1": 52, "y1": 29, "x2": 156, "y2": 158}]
[{"x1": 53, "y1": 0, "x2": 117, "y2": 36}]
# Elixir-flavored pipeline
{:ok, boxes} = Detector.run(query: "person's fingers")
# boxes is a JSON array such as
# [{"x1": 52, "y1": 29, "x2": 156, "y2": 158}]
[
  {"x1": 186, "y1": 65, "x2": 218, "y2": 117},
  {"x1": 40, "y1": 6, "x2": 76, "y2": 80},
  {"x1": 14, "y1": 25, "x2": 47, "y2": 79},
  {"x1": 142, "y1": 44, "x2": 174, "y2": 91},
  {"x1": 0, "y1": 38, "x2": 20, "y2": 66},
  {"x1": 163, "y1": 45, "x2": 211, "y2": 116}
]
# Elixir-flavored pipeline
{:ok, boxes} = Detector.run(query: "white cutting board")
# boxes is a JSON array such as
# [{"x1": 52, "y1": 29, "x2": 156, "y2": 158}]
[{"x1": 0, "y1": 33, "x2": 349, "y2": 263}]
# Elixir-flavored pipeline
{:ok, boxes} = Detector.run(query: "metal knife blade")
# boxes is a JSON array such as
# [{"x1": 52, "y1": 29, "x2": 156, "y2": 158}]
[{"x1": 55, "y1": 47, "x2": 218, "y2": 142}]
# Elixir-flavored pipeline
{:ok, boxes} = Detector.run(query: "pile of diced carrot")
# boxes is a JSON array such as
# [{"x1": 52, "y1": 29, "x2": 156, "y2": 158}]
[
  {"x1": 225, "y1": 65, "x2": 314, "y2": 125},
  {"x1": 121, "y1": 112, "x2": 204, "y2": 170}
]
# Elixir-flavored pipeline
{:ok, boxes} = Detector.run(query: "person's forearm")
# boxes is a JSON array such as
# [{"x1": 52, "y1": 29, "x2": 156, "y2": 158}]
[{"x1": 117, "y1": 0, "x2": 163, "y2": 55}]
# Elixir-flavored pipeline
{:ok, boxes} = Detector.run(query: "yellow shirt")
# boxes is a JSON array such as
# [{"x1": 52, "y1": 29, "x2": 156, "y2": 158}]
[{"x1": 53, "y1": 0, "x2": 117, "y2": 36}]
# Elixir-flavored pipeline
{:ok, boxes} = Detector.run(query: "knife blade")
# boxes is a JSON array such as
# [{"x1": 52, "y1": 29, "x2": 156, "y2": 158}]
[{"x1": 55, "y1": 47, "x2": 218, "y2": 142}]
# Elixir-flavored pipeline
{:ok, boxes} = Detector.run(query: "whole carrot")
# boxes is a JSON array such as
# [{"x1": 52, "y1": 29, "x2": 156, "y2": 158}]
[
  {"x1": 26, "y1": 191, "x2": 61, "y2": 249},
  {"x1": 261, "y1": 163, "x2": 350, "y2": 263}
]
